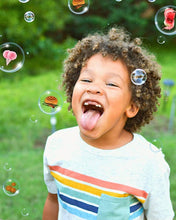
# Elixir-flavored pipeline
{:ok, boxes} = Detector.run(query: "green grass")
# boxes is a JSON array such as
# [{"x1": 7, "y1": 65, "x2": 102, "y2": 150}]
[{"x1": 0, "y1": 42, "x2": 176, "y2": 219}]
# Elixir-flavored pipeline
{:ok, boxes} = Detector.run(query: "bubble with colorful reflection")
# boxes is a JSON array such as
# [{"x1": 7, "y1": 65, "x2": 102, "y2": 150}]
[
  {"x1": 68, "y1": 0, "x2": 89, "y2": 15},
  {"x1": 3, "y1": 178, "x2": 20, "y2": 196},
  {"x1": 131, "y1": 69, "x2": 147, "y2": 85},
  {"x1": 155, "y1": 5, "x2": 176, "y2": 35},
  {"x1": 0, "y1": 42, "x2": 25, "y2": 73},
  {"x1": 38, "y1": 90, "x2": 63, "y2": 115}
]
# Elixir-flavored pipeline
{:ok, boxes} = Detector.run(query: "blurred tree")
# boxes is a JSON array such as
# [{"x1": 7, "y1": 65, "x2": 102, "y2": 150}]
[{"x1": 0, "y1": 0, "x2": 175, "y2": 75}]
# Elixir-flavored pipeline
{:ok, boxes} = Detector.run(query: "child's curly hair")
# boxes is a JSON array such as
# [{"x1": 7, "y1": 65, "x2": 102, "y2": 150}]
[{"x1": 62, "y1": 27, "x2": 161, "y2": 133}]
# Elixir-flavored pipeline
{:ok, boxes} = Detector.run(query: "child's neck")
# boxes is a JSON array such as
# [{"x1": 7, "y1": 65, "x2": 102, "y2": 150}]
[{"x1": 80, "y1": 129, "x2": 133, "y2": 150}]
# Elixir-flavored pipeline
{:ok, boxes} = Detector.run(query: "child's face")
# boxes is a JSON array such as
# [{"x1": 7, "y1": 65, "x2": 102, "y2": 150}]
[{"x1": 72, "y1": 53, "x2": 138, "y2": 146}]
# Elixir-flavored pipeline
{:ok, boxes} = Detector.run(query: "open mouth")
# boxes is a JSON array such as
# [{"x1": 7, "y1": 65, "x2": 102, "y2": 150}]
[
  {"x1": 82, "y1": 101, "x2": 104, "y2": 115},
  {"x1": 80, "y1": 100, "x2": 104, "y2": 131}
]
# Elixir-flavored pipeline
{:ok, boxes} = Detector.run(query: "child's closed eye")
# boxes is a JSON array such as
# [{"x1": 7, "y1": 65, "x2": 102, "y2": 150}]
[
  {"x1": 106, "y1": 83, "x2": 118, "y2": 87},
  {"x1": 81, "y1": 79, "x2": 92, "y2": 83}
]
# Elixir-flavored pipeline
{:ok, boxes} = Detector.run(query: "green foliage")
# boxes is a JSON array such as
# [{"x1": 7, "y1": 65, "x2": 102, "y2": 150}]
[{"x1": 0, "y1": 0, "x2": 176, "y2": 77}]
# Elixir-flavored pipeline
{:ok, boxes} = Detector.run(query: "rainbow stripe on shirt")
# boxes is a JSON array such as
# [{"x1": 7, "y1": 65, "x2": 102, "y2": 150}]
[{"x1": 49, "y1": 165, "x2": 148, "y2": 219}]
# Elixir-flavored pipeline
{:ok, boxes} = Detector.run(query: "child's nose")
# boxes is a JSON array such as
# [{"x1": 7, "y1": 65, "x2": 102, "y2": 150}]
[{"x1": 86, "y1": 84, "x2": 103, "y2": 95}]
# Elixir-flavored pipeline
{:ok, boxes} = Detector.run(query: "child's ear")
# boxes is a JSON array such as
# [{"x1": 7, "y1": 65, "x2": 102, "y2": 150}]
[{"x1": 126, "y1": 102, "x2": 139, "y2": 118}]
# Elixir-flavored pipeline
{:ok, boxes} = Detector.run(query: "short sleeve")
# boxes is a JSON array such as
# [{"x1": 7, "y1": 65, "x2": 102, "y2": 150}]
[
  {"x1": 143, "y1": 152, "x2": 174, "y2": 220},
  {"x1": 43, "y1": 136, "x2": 58, "y2": 194}
]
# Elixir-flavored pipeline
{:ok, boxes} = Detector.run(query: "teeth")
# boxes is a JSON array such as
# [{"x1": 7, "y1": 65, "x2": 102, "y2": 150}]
[{"x1": 83, "y1": 102, "x2": 102, "y2": 108}]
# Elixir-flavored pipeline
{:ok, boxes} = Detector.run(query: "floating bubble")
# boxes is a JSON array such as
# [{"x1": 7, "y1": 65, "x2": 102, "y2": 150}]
[
  {"x1": 26, "y1": 51, "x2": 29, "y2": 55},
  {"x1": 3, "y1": 178, "x2": 20, "y2": 196},
  {"x1": 0, "y1": 42, "x2": 25, "y2": 73},
  {"x1": 29, "y1": 115, "x2": 38, "y2": 123},
  {"x1": 38, "y1": 90, "x2": 63, "y2": 115},
  {"x1": 68, "y1": 0, "x2": 89, "y2": 15},
  {"x1": 155, "y1": 5, "x2": 176, "y2": 35},
  {"x1": 21, "y1": 208, "x2": 30, "y2": 217},
  {"x1": 24, "y1": 11, "x2": 35, "y2": 23},
  {"x1": 3, "y1": 162, "x2": 12, "y2": 172},
  {"x1": 148, "y1": 0, "x2": 155, "y2": 2},
  {"x1": 157, "y1": 35, "x2": 166, "y2": 44},
  {"x1": 19, "y1": 0, "x2": 30, "y2": 3},
  {"x1": 115, "y1": 0, "x2": 122, "y2": 2},
  {"x1": 131, "y1": 69, "x2": 147, "y2": 85},
  {"x1": 149, "y1": 138, "x2": 163, "y2": 153}
]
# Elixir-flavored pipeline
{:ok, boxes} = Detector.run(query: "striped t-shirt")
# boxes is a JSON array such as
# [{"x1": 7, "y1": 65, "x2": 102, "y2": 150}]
[{"x1": 43, "y1": 126, "x2": 174, "y2": 220}]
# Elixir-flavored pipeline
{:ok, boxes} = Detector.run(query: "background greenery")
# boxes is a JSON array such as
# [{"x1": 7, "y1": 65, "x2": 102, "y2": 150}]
[{"x1": 0, "y1": 0, "x2": 176, "y2": 219}]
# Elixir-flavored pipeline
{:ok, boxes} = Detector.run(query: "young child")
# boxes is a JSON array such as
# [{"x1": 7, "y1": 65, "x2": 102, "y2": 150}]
[{"x1": 42, "y1": 27, "x2": 174, "y2": 220}]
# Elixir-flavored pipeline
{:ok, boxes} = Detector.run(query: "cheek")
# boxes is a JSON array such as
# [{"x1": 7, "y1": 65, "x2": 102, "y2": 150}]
[{"x1": 71, "y1": 85, "x2": 80, "y2": 110}]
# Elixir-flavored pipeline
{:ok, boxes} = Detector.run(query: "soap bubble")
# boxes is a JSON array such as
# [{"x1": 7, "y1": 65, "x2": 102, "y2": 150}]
[
  {"x1": 29, "y1": 115, "x2": 38, "y2": 123},
  {"x1": 157, "y1": 35, "x2": 166, "y2": 44},
  {"x1": 24, "y1": 11, "x2": 35, "y2": 23},
  {"x1": 0, "y1": 42, "x2": 25, "y2": 73},
  {"x1": 3, "y1": 178, "x2": 20, "y2": 196},
  {"x1": 149, "y1": 138, "x2": 163, "y2": 153},
  {"x1": 68, "y1": 0, "x2": 89, "y2": 15},
  {"x1": 21, "y1": 208, "x2": 30, "y2": 217},
  {"x1": 19, "y1": 0, "x2": 30, "y2": 3},
  {"x1": 148, "y1": 0, "x2": 155, "y2": 2},
  {"x1": 131, "y1": 69, "x2": 147, "y2": 85},
  {"x1": 3, "y1": 162, "x2": 12, "y2": 172},
  {"x1": 155, "y1": 5, "x2": 176, "y2": 35},
  {"x1": 38, "y1": 90, "x2": 63, "y2": 115}
]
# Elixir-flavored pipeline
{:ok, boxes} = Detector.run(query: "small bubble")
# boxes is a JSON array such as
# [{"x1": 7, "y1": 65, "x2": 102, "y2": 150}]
[
  {"x1": 115, "y1": 0, "x2": 122, "y2": 2},
  {"x1": 24, "y1": 11, "x2": 35, "y2": 23},
  {"x1": 3, "y1": 178, "x2": 20, "y2": 196},
  {"x1": 157, "y1": 35, "x2": 166, "y2": 44},
  {"x1": 149, "y1": 138, "x2": 163, "y2": 153},
  {"x1": 26, "y1": 51, "x2": 29, "y2": 55},
  {"x1": 68, "y1": 0, "x2": 89, "y2": 15},
  {"x1": 131, "y1": 69, "x2": 147, "y2": 85},
  {"x1": 3, "y1": 163, "x2": 12, "y2": 172},
  {"x1": 21, "y1": 208, "x2": 30, "y2": 217},
  {"x1": 29, "y1": 115, "x2": 38, "y2": 123},
  {"x1": 19, "y1": 0, "x2": 30, "y2": 2},
  {"x1": 148, "y1": 0, "x2": 156, "y2": 2}
]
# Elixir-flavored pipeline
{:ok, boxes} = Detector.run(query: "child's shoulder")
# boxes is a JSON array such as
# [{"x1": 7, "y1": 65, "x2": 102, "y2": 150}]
[
  {"x1": 133, "y1": 133, "x2": 170, "y2": 172},
  {"x1": 46, "y1": 126, "x2": 79, "y2": 147}
]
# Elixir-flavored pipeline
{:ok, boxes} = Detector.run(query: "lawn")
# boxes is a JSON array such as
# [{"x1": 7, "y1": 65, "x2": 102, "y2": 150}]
[{"x1": 0, "y1": 41, "x2": 176, "y2": 219}]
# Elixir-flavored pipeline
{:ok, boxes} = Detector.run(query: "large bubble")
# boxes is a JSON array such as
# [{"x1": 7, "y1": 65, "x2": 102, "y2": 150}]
[
  {"x1": 155, "y1": 5, "x2": 176, "y2": 35},
  {"x1": 0, "y1": 42, "x2": 25, "y2": 73},
  {"x1": 68, "y1": 0, "x2": 89, "y2": 15},
  {"x1": 3, "y1": 178, "x2": 20, "y2": 196},
  {"x1": 38, "y1": 90, "x2": 63, "y2": 115}
]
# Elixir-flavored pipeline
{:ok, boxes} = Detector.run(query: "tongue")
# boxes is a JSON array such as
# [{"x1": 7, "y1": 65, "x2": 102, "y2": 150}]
[{"x1": 80, "y1": 110, "x2": 101, "y2": 131}]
